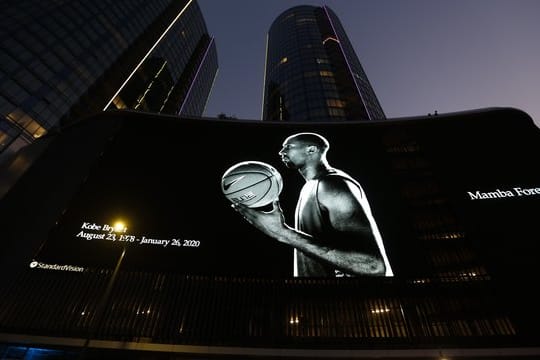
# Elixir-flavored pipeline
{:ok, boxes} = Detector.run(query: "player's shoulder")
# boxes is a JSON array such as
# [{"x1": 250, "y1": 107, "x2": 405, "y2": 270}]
[
  {"x1": 321, "y1": 168, "x2": 355, "y2": 183},
  {"x1": 318, "y1": 169, "x2": 359, "y2": 193}
]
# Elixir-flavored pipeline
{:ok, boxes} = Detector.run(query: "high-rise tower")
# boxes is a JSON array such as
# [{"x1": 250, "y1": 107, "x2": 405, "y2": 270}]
[
  {"x1": 263, "y1": 5, "x2": 384, "y2": 122},
  {"x1": 0, "y1": 0, "x2": 218, "y2": 162}
]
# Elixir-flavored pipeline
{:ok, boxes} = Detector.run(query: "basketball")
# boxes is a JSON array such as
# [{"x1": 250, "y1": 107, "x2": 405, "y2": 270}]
[{"x1": 221, "y1": 161, "x2": 283, "y2": 208}]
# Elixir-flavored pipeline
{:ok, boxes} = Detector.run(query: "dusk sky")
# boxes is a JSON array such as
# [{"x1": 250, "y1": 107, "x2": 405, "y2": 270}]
[{"x1": 198, "y1": 0, "x2": 540, "y2": 128}]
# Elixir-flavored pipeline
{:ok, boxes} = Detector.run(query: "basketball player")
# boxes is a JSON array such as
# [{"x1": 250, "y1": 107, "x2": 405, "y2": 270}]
[{"x1": 232, "y1": 132, "x2": 393, "y2": 277}]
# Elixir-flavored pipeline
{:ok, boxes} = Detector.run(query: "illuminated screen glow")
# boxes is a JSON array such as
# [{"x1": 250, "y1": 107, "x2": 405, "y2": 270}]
[{"x1": 30, "y1": 109, "x2": 540, "y2": 279}]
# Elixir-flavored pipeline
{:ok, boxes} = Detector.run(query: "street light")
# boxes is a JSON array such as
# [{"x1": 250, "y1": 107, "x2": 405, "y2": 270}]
[{"x1": 113, "y1": 221, "x2": 127, "y2": 234}]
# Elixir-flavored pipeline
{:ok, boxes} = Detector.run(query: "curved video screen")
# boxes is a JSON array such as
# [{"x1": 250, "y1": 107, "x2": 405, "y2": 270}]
[{"x1": 29, "y1": 109, "x2": 540, "y2": 278}]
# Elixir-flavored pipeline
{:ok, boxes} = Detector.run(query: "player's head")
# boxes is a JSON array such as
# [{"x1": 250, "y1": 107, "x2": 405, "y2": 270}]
[{"x1": 279, "y1": 132, "x2": 329, "y2": 169}]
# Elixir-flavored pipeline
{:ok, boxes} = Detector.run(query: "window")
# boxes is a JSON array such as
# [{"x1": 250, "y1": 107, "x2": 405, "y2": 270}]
[
  {"x1": 327, "y1": 99, "x2": 345, "y2": 108},
  {"x1": 319, "y1": 70, "x2": 334, "y2": 77}
]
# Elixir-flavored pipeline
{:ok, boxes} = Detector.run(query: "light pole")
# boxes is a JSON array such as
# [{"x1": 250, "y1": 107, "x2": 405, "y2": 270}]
[{"x1": 79, "y1": 221, "x2": 128, "y2": 359}]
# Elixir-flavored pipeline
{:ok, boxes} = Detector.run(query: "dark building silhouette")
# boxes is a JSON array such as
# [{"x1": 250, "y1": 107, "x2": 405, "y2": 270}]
[
  {"x1": 263, "y1": 5, "x2": 385, "y2": 122},
  {"x1": 0, "y1": 108, "x2": 539, "y2": 359},
  {"x1": 0, "y1": 0, "x2": 218, "y2": 162}
]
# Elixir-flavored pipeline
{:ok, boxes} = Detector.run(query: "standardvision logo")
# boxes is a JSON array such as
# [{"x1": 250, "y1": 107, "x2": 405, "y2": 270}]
[{"x1": 29, "y1": 261, "x2": 85, "y2": 273}]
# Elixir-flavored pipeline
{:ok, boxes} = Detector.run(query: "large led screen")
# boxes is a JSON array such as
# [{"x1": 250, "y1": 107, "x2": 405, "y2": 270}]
[{"x1": 28, "y1": 108, "x2": 540, "y2": 278}]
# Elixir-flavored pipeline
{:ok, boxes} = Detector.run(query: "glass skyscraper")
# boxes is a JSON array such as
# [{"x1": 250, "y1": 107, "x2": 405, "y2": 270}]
[
  {"x1": 0, "y1": 0, "x2": 217, "y2": 162},
  {"x1": 263, "y1": 5, "x2": 384, "y2": 122}
]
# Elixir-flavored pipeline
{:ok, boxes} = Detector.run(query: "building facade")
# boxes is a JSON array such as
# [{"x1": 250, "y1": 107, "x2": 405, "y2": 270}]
[
  {"x1": 0, "y1": 0, "x2": 217, "y2": 162},
  {"x1": 262, "y1": 5, "x2": 385, "y2": 122},
  {"x1": 0, "y1": 108, "x2": 539, "y2": 359}
]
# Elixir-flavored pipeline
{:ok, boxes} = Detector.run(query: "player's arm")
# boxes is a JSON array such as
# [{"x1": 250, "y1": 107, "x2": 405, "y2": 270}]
[
  {"x1": 232, "y1": 180, "x2": 385, "y2": 275},
  {"x1": 314, "y1": 178, "x2": 386, "y2": 275}
]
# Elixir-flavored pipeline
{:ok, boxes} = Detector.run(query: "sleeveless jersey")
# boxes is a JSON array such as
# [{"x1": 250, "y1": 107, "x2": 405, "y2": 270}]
[{"x1": 293, "y1": 168, "x2": 393, "y2": 277}]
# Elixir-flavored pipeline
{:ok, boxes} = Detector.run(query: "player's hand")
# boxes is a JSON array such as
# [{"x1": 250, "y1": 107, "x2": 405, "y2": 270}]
[{"x1": 232, "y1": 200, "x2": 287, "y2": 239}]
